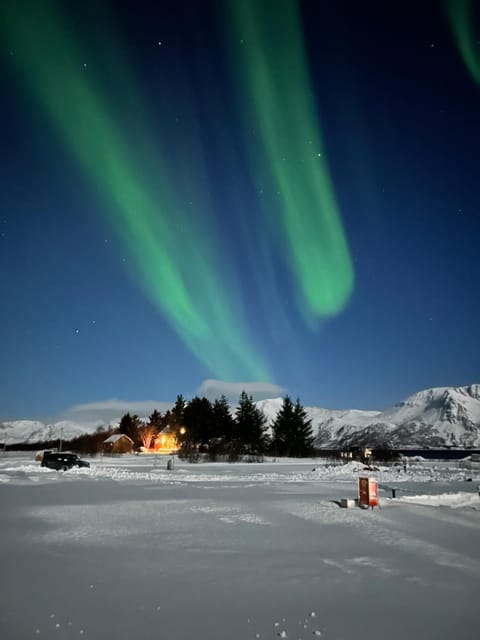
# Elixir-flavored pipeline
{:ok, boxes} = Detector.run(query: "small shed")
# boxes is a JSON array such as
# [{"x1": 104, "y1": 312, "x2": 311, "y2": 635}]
[{"x1": 103, "y1": 433, "x2": 134, "y2": 454}]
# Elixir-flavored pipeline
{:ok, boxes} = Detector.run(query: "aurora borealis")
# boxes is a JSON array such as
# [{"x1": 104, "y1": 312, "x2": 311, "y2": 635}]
[
  {"x1": 1, "y1": 0, "x2": 353, "y2": 384},
  {"x1": 1, "y1": 0, "x2": 271, "y2": 382},
  {"x1": 1, "y1": 0, "x2": 479, "y2": 417},
  {"x1": 228, "y1": 0, "x2": 353, "y2": 320},
  {"x1": 446, "y1": 0, "x2": 480, "y2": 84}
]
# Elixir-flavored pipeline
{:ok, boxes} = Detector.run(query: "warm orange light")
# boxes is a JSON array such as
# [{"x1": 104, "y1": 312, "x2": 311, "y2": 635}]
[{"x1": 151, "y1": 431, "x2": 179, "y2": 454}]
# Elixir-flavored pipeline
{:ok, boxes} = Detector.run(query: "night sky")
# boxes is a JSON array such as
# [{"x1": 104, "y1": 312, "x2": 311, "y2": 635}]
[{"x1": 1, "y1": 0, "x2": 479, "y2": 420}]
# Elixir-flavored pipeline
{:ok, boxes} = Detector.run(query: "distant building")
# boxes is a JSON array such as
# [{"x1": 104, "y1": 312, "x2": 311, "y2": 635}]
[
  {"x1": 103, "y1": 433, "x2": 134, "y2": 454},
  {"x1": 152, "y1": 426, "x2": 180, "y2": 454}
]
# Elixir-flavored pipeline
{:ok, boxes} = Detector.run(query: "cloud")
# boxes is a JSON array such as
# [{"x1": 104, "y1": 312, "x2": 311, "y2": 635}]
[
  {"x1": 197, "y1": 379, "x2": 285, "y2": 402},
  {"x1": 58, "y1": 399, "x2": 173, "y2": 426},
  {"x1": 67, "y1": 399, "x2": 172, "y2": 413},
  {"x1": 55, "y1": 381, "x2": 285, "y2": 426}
]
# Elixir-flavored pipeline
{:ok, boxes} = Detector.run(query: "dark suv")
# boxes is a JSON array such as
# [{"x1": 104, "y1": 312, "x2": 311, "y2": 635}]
[{"x1": 41, "y1": 451, "x2": 90, "y2": 471}]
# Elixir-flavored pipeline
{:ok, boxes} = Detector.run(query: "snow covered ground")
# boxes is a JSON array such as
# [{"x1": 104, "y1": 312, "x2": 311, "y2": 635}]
[{"x1": 0, "y1": 453, "x2": 479, "y2": 640}]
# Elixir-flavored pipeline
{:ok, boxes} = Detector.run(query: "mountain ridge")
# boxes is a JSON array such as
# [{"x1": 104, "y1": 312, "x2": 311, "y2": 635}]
[{"x1": 1, "y1": 384, "x2": 479, "y2": 448}]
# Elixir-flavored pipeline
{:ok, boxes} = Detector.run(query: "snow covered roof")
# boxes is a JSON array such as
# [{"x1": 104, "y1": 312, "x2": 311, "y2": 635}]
[{"x1": 104, "y1": 434, "x2": 133, "y2": 444}]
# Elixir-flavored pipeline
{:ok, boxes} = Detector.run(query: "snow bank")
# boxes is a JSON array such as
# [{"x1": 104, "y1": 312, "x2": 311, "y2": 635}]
[{"x1": 398, "y1": 492, "x2": 480, "y2": 509}]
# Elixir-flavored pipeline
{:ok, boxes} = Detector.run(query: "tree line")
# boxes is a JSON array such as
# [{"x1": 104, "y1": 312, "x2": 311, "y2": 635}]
[
  {"x1": 52, "y1": 393, "x2": 316, "y2": 460},
  {"x1": 116, "y1": 392, "x2": 315, "y2": 461}
]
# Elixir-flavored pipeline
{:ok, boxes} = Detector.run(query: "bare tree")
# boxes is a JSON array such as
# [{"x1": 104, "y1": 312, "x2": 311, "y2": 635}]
[{"x1": 139, "y1": 425, "x2": 157, "y2": 450}]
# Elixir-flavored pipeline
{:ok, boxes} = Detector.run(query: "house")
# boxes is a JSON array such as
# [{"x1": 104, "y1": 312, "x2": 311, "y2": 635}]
[
  {"x1": 152, "y1": 426, "x2": 180, "y2": 454},
  {"x1": 103, "y1": 433, "x2": 134, "y2": 454}
]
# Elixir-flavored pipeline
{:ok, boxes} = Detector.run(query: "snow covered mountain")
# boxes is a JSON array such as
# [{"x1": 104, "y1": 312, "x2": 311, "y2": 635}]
[
  {"x1": 0, "y1": 419, "x2": 113, "y2": 447},
  {"x1": 1, "y1": 384, "x2": 479, "y2": 448},
  {"x1": 259, "y1": 384, "x2": 480, "y2": 448}
]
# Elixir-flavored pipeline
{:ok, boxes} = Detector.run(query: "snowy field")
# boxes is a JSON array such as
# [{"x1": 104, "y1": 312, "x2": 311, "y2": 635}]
[{"x1": 0, "y1": 453, "x2": 479, "y2": 640}]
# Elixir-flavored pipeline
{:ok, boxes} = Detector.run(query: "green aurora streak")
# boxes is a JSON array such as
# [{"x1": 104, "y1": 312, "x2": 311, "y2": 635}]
[
  {"x1": 445, "y1": 0, "x2": 480, "y2": 84},
  {"x1": 2, "y1": 0, "x2": 270, "y2": 382},
  {"x1": 3, "y1": 0, "x2": 354, "y2": 383},
  {"x1": 229, "y1": 0, "x2": 354, "y2": 320}
]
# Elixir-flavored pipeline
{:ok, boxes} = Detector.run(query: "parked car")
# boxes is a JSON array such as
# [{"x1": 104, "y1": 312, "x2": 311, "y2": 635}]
[{"x1": 41, "y1": 451, "x2": 90, "y2": 471}]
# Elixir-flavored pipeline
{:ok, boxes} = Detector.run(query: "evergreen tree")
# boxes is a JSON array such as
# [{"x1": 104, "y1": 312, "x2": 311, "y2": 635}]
[
  {"x1": 161, "y1": 409, "x2": 172, "y2": 430},
  {"x1": 148, "y1": 409, "x2": 163, "y2": 430},
  {"x1": 233, "y1": 391, "x2": 268, "y2": 457},
  {"x1": 143, "y1": 409, "x2": 163, "y2": 449},
  {"x1": 200, "y1": 395, "x2": 234, "y2": 460},
  {"x1": 171, "y1": 394, "x2": 186, "y2": 429},
  {"x1": 292, "y1": 398, "x2": 315, "y2": 456},
  {"x1": 271, "y1": 396, "x2": 314, "y2": 457},
  {"x1": 183, "y1": 396, "x2": 214, "y2": 447},
  {"x1": 212, "y1": 395, "x2": 234, "y2": 442},
  {"x1": 118, "y1": 413, "x2": 142, "y2": 447},
  {"x1": 271, "y1": 396, "x2": 295, "y2": 456}
]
